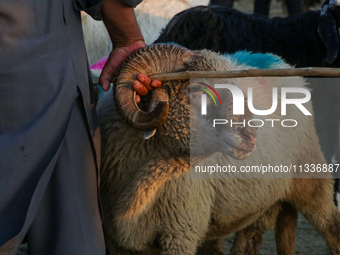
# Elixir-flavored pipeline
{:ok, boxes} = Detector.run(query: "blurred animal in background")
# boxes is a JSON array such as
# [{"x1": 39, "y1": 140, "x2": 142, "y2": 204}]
[
  {"x1": 209, "y1": 0, "x2": 320, "y2": 17},
  {"x1": 81, "y1": 0, "x2": 209, "y2": 65},
  {"x1": 254, "y1": 0, "x2": 320, "y2": 17},
  {"x1": 210, "y1": 0, "x2": 235, "y2": 7}
]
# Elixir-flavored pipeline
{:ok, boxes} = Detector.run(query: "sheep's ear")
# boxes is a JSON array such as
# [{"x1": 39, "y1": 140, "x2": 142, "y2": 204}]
[{"x1": 143, "y1": 129, "x2": 156, "y2": 139}]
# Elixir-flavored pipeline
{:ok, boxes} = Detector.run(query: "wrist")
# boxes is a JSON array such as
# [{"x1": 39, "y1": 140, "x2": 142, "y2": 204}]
[
  {"x1": 102, "y1": 0, "x2": 145, "y2": 48},
  {"x1": 113, "y1": 37, "x2": 145, "y2": 49}
]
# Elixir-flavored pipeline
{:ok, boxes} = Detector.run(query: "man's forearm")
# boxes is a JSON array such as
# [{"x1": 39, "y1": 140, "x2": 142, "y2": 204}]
[{"x1": 102, "y1": 0, "x2": 144, "y2": 48}]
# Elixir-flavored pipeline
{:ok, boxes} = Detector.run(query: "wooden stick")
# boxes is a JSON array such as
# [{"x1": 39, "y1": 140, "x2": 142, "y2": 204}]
[
  {"x1": 92, "y1": 77, "x2": 99, "y2": 84},
  {"x1": 149, "y1": 68, "x2": 340, "y2": 81},
  {"x1": 91, "y1": 67, "x2": 340, "y2": 84}
]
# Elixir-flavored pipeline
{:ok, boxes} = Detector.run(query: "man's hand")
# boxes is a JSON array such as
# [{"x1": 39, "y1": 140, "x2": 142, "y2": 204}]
[
  {"x1": 99, "y1": 40, "x2": 146, "y2": 92},
  {"x1": 99, "y1": 0, "x2": 162, "y2": 102},
  {"x1": 98, "y1": 41, "x2": 162, "y2": 103}
]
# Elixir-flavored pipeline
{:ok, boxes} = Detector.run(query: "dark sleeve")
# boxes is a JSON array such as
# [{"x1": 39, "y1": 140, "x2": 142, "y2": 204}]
[
  {"x1": 75, "y1": 0, "x2": 143, "y2": 20},
  {"x1": 119, "y1": 0, "x2": 143, "y2": 8},
  {"x1": 74, "y1": 0, "x2": 103, "y2": 20}
]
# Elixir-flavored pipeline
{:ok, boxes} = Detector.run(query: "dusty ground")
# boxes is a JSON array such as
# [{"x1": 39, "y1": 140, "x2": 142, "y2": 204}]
[
  {"x1": 17, "y1": 1, "x2": 334, "y2": 255},
  {"x1": 225, "y1": 214, "x2": 330, "y2": 255},
  {"x1": 16, "y1": 215, "x2": 331, "y2": 255}
]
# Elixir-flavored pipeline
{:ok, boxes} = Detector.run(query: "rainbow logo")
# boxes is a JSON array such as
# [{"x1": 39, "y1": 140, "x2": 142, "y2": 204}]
[{"x1": 197, "y1": 82, "x2": 222, "y2": 106}]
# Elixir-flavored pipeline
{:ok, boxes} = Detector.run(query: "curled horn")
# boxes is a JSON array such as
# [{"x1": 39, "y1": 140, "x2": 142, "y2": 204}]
[{"x1": 114, "y1": 44, "x2": 195, "y2": 131}]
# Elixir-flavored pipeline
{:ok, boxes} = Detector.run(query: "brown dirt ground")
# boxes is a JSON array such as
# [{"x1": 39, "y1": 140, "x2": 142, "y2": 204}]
[{"x1": 224, "y1": 214, "x2": 330, "y2": 255}]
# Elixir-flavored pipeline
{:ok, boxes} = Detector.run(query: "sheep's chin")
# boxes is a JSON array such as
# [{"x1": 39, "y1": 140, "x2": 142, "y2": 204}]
[{"x1": 227, "y1": 147, "x2": 252, "y2": 160}]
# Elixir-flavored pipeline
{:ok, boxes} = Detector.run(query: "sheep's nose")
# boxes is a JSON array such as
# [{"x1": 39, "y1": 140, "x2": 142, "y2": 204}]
[{"x1": 241, "y1": 127, "x2": 257, "y2": 145}]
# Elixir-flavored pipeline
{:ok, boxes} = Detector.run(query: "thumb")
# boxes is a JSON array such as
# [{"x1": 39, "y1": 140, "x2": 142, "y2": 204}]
[{"x1": 99, "y1": 41, "x2": 147, "y2": 91}]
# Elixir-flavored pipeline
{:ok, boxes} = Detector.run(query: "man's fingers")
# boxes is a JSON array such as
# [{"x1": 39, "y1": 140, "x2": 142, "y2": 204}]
[
  {"x1": 136, "y1": 74, "x2": 162, "y2": 90},
  {"x1": 99, "y1": 59, "x2": 117, "y2": 91},
  {"x1": 151, "y1": 79, "x2": 162, "y2": 88},
  {"x1": 136, "y1": 94, "x2": 141, "y2": 103},
  {"x1": 132, "y1": 80, "x2": 149, "y2": 96},
  {"x1": 133, "y1": 74, "x2": 163, "y2": 101},
  {"x1": 136, "y1": 73, "x2": 153, "y2": 90},
  {"x1": 98, "y1": 47, "x2": 132, "y2": 91},
  {"x1": 99, "y1": 72, "x2": 112, "y2": 92}
]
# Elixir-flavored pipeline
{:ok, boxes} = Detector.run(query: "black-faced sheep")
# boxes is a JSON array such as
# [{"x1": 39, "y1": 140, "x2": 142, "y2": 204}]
[
  {"x1": 210, "y1": 0, "x2": 234, "y2": 8},
  {"x1": 98, "y1": 44, "x2": 340, "y2": 255},
  {"x1": 155, "y1": 3, "x2": 339, "y2": 68},
  {"x1": 154, "y1": 1, "x2": 340, "y2": 205}
]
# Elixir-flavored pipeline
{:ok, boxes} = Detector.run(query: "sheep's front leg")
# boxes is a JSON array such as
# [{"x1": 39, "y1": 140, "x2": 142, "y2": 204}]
[
  {"x1": 196, "y1": 238, "x2": 225, "y2": 255},
  {"x1": 275, "y1": 202, "x2": 298, "y2": 255},
  {"x1": 290, "y1": 178, "x2": 340, "y2": 255},
  {"x1": 230, "y1": 226, "x2": 263, "y2": 255},
  {"x1": 230, "y1": 203, "x2": 284, "y2": 255}
]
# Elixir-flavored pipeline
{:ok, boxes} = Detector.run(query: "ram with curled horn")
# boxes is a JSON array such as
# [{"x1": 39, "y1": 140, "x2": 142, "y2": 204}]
[
  {"x1": 113, "y1": 44, "x2": 195, "y2": 132},
  {"x1": 97, "y1": 44, "x2": 340, "y2": 255}
]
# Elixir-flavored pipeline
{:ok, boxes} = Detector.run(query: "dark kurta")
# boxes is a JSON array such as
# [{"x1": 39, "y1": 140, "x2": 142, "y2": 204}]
[
  {"x1": 0, "y1": 0, "x2": 102, "y2": 252},
  {"x1": 0, "y1": 0, "x2": 141, "y2": 253}
]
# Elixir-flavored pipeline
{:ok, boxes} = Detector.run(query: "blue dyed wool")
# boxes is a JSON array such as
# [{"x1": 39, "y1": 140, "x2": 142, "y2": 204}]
[{"x1": 227, "y1": 51, "x2": 286, "y2": 69}]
